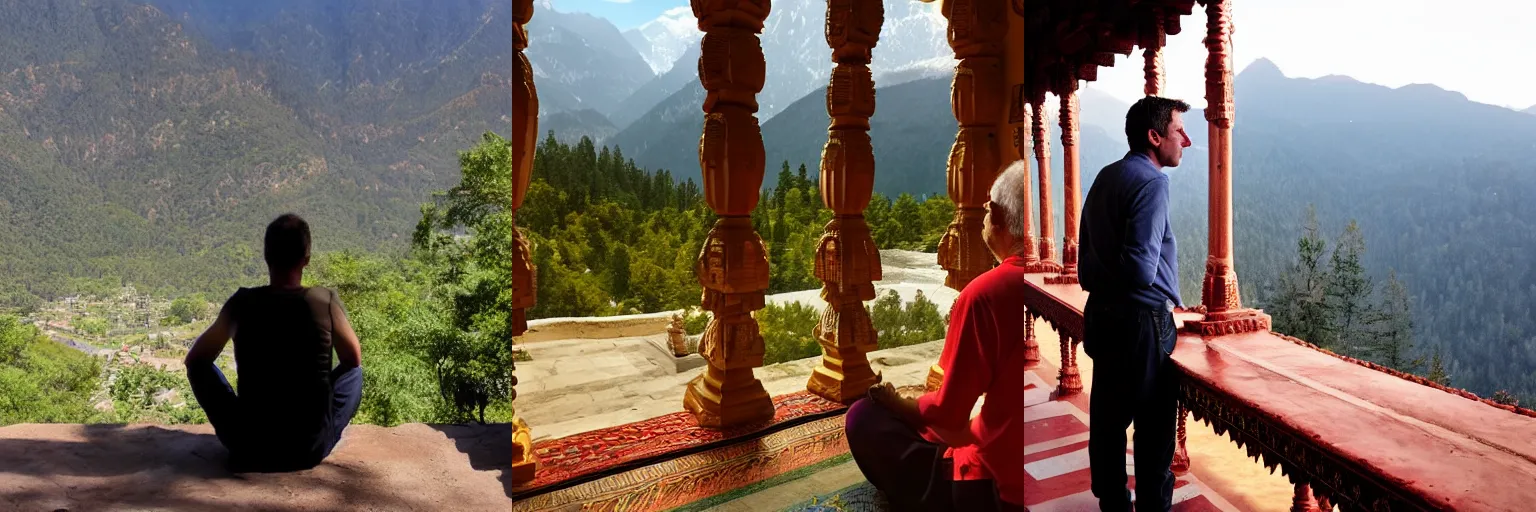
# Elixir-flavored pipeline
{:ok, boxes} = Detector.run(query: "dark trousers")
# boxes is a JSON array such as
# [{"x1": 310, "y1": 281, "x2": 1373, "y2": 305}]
[
  {"x1": 1083, "y1": 296, "x2": 1178, "y2": 512},
  {"x1": 187, "y1": 362, "x2": 364, "y2": 470},
  {"x1": 844, "y1": 398, "x2": 1023, "y2": 512}
]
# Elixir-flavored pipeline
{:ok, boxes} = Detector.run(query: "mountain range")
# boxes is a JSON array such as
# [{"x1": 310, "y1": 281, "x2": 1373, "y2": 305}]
[
  {"x1": 0, "y1": 0, "x2": 510, "y2": 301},
  {"x1": 523, "y1": 0, "x2": 952, "y2": 136},
  {"x1": 621, "y1": 6, "x2": 699, "y2": 76},
  {"x1": 5, "y1": 0, "x2": 1536, "y2": 403}
]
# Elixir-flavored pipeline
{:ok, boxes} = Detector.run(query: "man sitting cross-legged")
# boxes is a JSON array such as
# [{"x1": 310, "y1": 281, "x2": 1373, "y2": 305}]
[
  {"x1": 184, "y1": 213, "x2": 364, "y2": 472},
  {"x1": 845, "y1": 161, "x2": 1027, "y2": 512}
]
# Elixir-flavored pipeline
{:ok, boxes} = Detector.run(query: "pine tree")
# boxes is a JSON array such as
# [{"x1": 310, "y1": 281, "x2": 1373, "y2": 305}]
[
  {"x1": 891, "y1": 193, "x2": 923, "y2": 249},
  {"x1": 1365, "y1": 269, "x2": 1417, "y2": 371},
  {"x1": 1269, "y1": 205, "x2": 1335, "y2": 348},
  {"x1": 1326, "y1": 220, "x2": 1374, "y2": 353},
  {"x1": 608, "y1": 244, "x2": 632, "y2": 300},
  {"x1": 774, "y1": 161, "x2": 793, "y2": 209},
  {"x1": 1426, "y1": 347, "x2": 1451, "y2": 386}
]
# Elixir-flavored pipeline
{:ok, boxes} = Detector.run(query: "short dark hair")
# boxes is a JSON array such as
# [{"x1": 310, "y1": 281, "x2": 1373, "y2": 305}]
[
  {"x1": 1125, "y1": 96, "x2": 1191, "y2": 153},
  {"x1": 264, "y1": 213, "x2": 311, "y2": 270}
]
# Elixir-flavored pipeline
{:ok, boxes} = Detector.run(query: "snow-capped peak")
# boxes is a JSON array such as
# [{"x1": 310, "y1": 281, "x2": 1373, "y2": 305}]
[{"x1": 625, "y1": 6, "x2": 703, "y2": 75}]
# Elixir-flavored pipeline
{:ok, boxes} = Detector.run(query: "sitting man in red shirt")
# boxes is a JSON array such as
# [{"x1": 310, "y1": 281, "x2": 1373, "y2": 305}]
[{"x1": 846, "y1": 161, "x2": 1026, "y2": 512}]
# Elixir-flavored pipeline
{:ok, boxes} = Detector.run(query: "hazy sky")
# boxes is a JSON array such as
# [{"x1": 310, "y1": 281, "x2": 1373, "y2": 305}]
[
  {"x1": 548, "y1": 0, "x2": 687, "y2": 30},
  {"x1": 1092, "y1": 0, "x2": 1536, "y2": 110},
  {"x1": 547, "y1": 0, "x2": 1536, "y2": 110}
]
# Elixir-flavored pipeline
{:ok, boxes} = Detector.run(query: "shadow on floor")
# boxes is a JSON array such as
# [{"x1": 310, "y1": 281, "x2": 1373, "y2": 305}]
[
  {"x1": 432, "y1": 422, "x2": 513, "y2": 498},
  {"x1": 0, "y1": 423, "x2": 495, "y2": 511}
]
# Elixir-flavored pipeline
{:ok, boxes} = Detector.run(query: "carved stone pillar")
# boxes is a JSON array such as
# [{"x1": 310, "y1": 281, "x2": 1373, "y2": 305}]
[
  {"x1": 1028, "y1": 92, "x2": 1061, "y2": 274},
  {"x1": 1185, "y1": 0, "x2": 1272, "y2": 336},
  {"x1": 1047, "y1": 89, "x2": 1080, "y2": 285},
  {"x1": 1057, "y1": 334, "x2": 1082, "y2": 395},
  {"x1": 683, "y1": 0, "x2": 775, "y2": 428},
  {"x1": 1172, "y1": 401, "x2": 1191, "y2": 474},
  {"x1": 807, "y1": 0, "x2": 884, "y2": 404},
  {"x1": 1022, "y1": 311, "x2": 1040, "y2": 364},
  {"x1": 667, "y1": 314, "x2": 689, "y2": 356},
  {"x1": 930, "y1": 0, "x2": 1008, "y2": 393},
  {"x1": 1292, "y1": 483, "x2": 1319, "y2": 512},
  {"x1": 510, "y1": 0, "x2": 538, "y2": 486}
]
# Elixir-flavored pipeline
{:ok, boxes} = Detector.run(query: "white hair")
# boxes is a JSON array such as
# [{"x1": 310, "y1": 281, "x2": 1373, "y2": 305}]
[{"x1": 990, "y1": 160, "x2": 1027, "y2": 241}]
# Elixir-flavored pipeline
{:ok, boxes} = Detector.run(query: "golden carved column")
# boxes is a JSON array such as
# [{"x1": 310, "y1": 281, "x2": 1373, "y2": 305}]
[
  {"x1": 510, "y1": 0, "x2": 539, "y2": 486},
  {"x1": 1028, "y1": 91, "x2": 1061, "y2": 274},
  {"x1": 1046, "y1": 88, "x2": 1080, "y2": 285},
  {"x1": 683, "y1": 0, "x2": 775, "y2": 428},
  {"x1": 929, "y1": 0, "x2": 1008, "y2": 392},
  {"x1": 807, "y1": 0, "x2": 884, "y2": 404},
  {"x1": 1184, "y1": 0, "x2": 1271, "y2": 336}
]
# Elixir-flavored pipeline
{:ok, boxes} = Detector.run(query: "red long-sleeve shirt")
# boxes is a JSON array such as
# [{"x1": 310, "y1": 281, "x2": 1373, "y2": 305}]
[{"x1": 915, "y1": 255, "x2": 1024, "y2": 506}]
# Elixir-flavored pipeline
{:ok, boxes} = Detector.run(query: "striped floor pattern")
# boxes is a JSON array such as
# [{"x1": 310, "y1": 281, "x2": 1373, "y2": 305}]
[{"x1": 1024, "y1": 364, "x2": 1244, "y2": 512}]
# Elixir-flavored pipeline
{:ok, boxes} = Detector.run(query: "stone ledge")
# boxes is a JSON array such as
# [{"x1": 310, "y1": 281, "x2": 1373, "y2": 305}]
[
  {"x1": 519, "y1": 311, "x2": 682, "y2": 344},
  {"x1": 0, "y1": 422, "x2": 511, "y2": 511}
]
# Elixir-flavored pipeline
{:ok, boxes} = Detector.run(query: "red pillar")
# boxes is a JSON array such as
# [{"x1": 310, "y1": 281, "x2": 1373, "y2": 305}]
[{"x1": 1184, "y1": 0, "x2": 1272, "y2": 336}]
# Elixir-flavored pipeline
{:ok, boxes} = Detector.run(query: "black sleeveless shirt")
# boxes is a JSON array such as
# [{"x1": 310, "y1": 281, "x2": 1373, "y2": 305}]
[{"x1": 228, "y1": 286, "x2": 338, "y2": 455}]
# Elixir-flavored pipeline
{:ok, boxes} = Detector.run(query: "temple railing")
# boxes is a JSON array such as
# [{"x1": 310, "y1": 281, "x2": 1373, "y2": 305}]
[{"x1": 1022, "y1": 273, "x2": 1536, "y2": 510}]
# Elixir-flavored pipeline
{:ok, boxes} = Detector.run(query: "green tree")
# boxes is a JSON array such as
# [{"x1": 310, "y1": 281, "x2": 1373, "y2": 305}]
[
  {"x1": 758, "y1": 301, "x2": 822, "y2": 366},
  {"x1": 773, "y1": 161, "x2": 794, "y2": 209},
  {"x1": 1267, "y1": 206, "x2": 1336, "y2": 348},
  {"x1": 1325, "y1": 220, "x2": 1374, "y2": 353},
  {"x1": 75, "y1": 317, "x2": 110, "y2": 338},
  {"x1": 411, "y1": 132, "x2": 516, "y2": 423},
  {"x1": 164, "y1": 295, "x2": 208, "y2": 326},
  {"x1": 890, "y1": 193, "x2": 924, "y2": 249},
  {"x1": 1365, "y1": 269, "x2": 1418, "y2": 371},
  {"x1": 1, "y1": 315, "x2": 101, "y2": 425},
  {"x1": 869, "y1": 290, "x2": 948, "y2": 349},
  {"x1": 609, "y1": 244, "x2": 633, "y2": 300},
  {"x1": 1426, "y1": 348, "x2": 1451, "y2": 386}
]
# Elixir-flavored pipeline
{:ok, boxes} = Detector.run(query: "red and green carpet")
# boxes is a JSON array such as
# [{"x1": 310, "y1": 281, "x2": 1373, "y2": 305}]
[{"x1": 512, "y1": 391, "x2": 854, "y2": 510}]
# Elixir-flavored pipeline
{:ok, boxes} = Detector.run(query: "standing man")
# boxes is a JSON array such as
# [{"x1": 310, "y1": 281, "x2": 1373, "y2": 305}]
[{"x1": 1077, "y1": 96, "x2": 1191, "y2": 511}]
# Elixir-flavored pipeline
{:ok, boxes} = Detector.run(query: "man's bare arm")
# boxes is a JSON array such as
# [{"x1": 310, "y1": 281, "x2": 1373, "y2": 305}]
[
  {"x1": 331, "y1": 296, "x2": 362, "y2": 369},
  {"x1": 185, "y1": 305, "x2": 234, "y2": 366}
]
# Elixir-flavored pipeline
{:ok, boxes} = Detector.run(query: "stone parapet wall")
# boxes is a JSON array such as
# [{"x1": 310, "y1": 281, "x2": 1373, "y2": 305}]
[{"x1": 517, "y1": 310, "x2": 683, "y2": 344}]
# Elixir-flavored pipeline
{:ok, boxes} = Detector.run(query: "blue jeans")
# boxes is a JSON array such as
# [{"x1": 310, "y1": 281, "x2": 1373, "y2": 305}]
[
  {"x1": 1083, "y1": 295, "x2": 1178, "y2": 512},
  {"x1": 187, "y1": 362, "x2": 363, "y2": 470}
]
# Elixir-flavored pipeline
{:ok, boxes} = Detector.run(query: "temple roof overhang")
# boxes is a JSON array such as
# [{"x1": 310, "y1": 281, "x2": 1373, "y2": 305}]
[{"x1": 1025, "y1": 0, "x2": 1204, "y2": 97}]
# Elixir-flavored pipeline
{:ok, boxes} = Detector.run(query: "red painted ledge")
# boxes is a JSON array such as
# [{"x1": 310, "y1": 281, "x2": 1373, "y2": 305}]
[{"x1": 1022, "y1": 272, "x2": 1536, "y2": 510}]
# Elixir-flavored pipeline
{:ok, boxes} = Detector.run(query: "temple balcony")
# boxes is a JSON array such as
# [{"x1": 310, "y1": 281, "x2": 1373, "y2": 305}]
[
  {"x1": 1021, "y1": 275, "x2": 1536, "y2": 510},
  {"x1": 513, "y1": 0, "x2": 1536, "y2": 510}
]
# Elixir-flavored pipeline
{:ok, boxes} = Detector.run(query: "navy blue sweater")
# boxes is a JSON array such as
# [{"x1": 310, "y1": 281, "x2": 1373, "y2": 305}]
[{"x1": 1078, "y1": 151, "x2": 1183, "y2": 310}]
